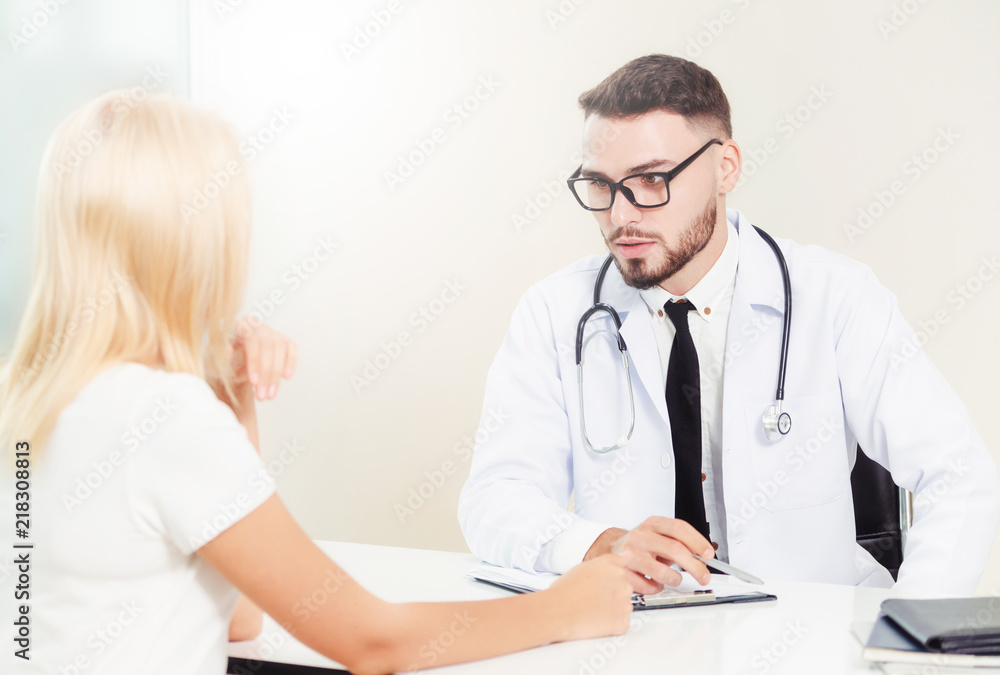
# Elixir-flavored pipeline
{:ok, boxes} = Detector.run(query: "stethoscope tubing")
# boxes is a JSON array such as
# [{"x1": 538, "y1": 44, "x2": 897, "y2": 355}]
[{"x1": 576, "y1": 225, "x2": 792, "y2": 452}]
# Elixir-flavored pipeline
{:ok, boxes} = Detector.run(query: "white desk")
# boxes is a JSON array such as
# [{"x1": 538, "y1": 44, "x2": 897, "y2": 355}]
[{"x1": 228, "y1": 540, "x2": 891, "y2": 674}]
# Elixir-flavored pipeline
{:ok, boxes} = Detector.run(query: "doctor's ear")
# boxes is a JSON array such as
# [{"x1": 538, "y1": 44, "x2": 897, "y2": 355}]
[{"x1": 717, "y1": 139, "x2": 742, "y2": 194}]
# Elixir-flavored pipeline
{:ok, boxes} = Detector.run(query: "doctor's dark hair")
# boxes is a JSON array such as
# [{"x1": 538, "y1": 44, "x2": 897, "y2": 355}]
[{"x1": 578, "y1": 54, "x2": 733, "y2": 139}]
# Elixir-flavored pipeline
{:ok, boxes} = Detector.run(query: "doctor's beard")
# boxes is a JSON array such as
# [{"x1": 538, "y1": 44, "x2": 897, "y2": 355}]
[{"x1": 606, "y1": 196, "x2": 717, "y2": 291}]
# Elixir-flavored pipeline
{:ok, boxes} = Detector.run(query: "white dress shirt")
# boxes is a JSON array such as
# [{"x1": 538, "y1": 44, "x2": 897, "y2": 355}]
[{"x1": 637, "y1": 219, "x2": 739, "y2": 563}]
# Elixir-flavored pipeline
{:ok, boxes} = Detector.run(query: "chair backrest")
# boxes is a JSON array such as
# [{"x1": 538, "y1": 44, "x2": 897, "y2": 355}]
[{"x1": 850, "y1": 447, "x2": 911, "y2": 580}]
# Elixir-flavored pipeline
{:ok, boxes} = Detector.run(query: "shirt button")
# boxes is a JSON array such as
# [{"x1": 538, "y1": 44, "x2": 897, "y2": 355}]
[
  {"x1": 701, "y1": 472, "x2": 707, "y2": 482},
  {"x1": 660, "y1": 453, "x2": 671, "y2": 469},
  {"x1": 711, "y1": 541, "x2": 719, "y2": 551}
]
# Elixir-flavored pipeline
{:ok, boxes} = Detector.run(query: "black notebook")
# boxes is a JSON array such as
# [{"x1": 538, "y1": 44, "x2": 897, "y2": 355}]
[
  {"x1": 862, "y1": 615, "x2": 1000, "y2": 667},
  {"x1": 880, "y1": 597, "x2": 1000, "y2": 655}
]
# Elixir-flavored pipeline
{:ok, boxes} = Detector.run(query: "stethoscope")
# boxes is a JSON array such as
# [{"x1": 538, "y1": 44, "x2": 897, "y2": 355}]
[{"x1": 576, "y1": 225, "x2": 792, "y2": 453}]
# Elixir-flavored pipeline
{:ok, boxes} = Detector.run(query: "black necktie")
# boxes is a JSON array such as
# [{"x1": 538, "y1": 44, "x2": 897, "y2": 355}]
[{"x1": 663, "y1": 300, "x2": 709, "y2": 540}]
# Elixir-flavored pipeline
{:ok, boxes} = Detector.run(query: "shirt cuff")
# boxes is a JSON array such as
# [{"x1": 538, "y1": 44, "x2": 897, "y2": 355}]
[{"x1": 534, "y1": 517, "x2": 615, "y2": 574}]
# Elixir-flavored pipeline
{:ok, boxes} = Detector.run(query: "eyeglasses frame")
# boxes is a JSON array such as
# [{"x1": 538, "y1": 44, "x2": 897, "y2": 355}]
[{"x1": 566, "y1": 138, "x2": 724, "y2": 212}]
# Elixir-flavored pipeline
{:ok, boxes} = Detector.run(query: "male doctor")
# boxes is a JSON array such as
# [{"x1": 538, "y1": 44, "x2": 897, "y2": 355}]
[{"x1": 458, "y1": 55, "x2": 1000, "y2": 594}]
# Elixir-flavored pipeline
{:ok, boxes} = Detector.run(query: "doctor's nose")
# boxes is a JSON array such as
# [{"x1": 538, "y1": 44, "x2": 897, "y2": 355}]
[{"x1": 609, "y1": 188, "x2": 642, "y2": 229}]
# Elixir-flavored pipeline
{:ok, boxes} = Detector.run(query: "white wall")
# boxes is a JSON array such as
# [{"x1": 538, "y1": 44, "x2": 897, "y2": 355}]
[
  {"x1": 3, "y1": 0, "x2": 999, "y2": 591},
  {"x1": 0, "y1": 0, "x2": 187, "y2": 345}
]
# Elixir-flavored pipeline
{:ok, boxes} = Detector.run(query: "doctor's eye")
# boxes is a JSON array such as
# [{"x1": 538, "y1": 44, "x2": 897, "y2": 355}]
[{"x1": 638, "y1": 174, "x2": 664, "y2": 186}]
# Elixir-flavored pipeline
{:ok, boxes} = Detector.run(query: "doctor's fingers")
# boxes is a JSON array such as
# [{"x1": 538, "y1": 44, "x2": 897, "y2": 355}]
[
  {"x1": 650, "y1": 536, "x2": 712, "y2": 586},
  {"x1": 626, "y1": 569, "x2": 665, "y2": 596},
  {"x1": 641, "y1": 535, "x2": 712, "y2": 585},
  {"x1": 624, "y1": 554, "x2": 681, "y2": 593},
  {"x1": 621, "y1": 526, "x2": 711, "y2": 584},
  {"x1": 639, "y1": 516, "x2": 715, "y2": 559}
]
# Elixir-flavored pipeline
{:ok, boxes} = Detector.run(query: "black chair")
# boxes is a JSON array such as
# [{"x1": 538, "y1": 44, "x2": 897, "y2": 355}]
[{"x1": 850, "y1": 446, "x2": 913, "y2": 581}]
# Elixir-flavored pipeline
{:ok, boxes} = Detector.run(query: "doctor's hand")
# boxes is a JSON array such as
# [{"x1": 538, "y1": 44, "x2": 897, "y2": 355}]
[
  {"x1": 222, "y1": 318, "x2": 298, "y2": 403},
  {"x1": 583, "y1": 517, "x2": 714, "y2": 595},
  {"x1": 546, "y1": 553, "x2": 634, "y2": 640}
]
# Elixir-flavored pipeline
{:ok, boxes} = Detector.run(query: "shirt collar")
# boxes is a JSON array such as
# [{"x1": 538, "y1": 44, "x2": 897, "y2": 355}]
[{"x1": 638, "y1": 217, "x2": 740, "y2": 324}]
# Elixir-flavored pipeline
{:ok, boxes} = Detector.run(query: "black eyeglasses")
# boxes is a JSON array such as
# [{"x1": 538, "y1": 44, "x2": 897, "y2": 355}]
[{"x1": 567, "y1": 139, "x2": 723, "y2": 211}]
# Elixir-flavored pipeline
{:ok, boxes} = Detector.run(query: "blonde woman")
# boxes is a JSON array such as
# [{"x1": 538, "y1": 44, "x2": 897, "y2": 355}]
[{"x1": 0, "y1": 92, "x2": 636, "y2": 674}]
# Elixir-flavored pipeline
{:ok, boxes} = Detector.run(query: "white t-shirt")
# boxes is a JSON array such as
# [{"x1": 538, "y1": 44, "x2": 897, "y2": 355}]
[{"x1": 3, "y1": 362, "x2": 276, "y2": 674}]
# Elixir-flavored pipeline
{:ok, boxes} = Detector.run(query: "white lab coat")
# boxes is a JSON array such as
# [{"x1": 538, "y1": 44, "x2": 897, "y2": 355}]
[{"x1": 458, "y1": 208, "x2": 1000, "y2": 594}]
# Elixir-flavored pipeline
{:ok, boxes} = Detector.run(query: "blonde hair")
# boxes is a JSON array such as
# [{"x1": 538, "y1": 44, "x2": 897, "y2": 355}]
[{"x1": 0, "y1": 91, "x2": 251, "y2": 458}]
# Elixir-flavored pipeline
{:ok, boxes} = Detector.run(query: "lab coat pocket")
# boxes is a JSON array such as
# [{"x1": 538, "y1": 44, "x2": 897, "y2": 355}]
[{"x1": 742, "y1": 388, "x2": 850, "y2": 512}]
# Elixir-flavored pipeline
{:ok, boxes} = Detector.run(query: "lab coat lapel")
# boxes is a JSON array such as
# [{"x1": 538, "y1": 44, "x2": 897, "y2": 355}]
[
  {"x1": 722, "y1": 215, "x2": 788, "y2": 549},
  {"x1": 723, "y1": 219, "x2": 787, "y2": 407},
  {"x1": 730, "y1": 214, "x2": 786, "y2": 314},
  {"x1": 617, "y1": 288, "x2": 670, "y2": 426},
  {"x1": 722, "y1": 273, "x2": 757, "y2": 501}
]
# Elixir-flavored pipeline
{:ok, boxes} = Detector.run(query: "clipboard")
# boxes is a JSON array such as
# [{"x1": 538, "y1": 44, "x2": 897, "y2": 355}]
[
  {"x1": 631, "y1": 586, "x2": 776, "y2": 610},
  {"x1": 468, "y1": 564, "x2": 776, "y2": 610}
]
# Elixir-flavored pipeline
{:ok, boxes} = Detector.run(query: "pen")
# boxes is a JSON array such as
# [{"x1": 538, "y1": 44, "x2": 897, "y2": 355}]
[{"x1": 693, "y1": 554, "x2": 764, "y2": 585}]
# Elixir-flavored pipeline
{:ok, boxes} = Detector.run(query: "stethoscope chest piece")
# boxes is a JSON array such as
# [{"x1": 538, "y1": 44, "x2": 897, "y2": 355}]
[{"x1": 761, "y1": 403, "x2": 792, "y2": 442}]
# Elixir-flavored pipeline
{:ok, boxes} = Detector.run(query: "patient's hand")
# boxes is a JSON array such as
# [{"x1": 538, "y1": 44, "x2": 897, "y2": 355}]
[
  {"x1": 228, "y1": 318, "x2": 298, "y2": 402},
  {"x1": 547, "y1": 553, "x2": 634, "y2": 641}
]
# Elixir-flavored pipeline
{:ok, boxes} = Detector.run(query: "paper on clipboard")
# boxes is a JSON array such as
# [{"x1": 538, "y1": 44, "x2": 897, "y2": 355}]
[{"x1": 466, "y1": 563, "x2": 559, "y2": 593}]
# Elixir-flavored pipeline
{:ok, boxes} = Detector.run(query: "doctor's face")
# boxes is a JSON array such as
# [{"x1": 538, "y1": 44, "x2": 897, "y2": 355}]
[{"x1": 579, "y1": 111, "x2": 724, "y2": 290}]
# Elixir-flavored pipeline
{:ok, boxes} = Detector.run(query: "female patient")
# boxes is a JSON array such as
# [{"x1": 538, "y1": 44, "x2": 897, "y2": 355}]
[{"x1": 0, "y1": 92, "x2": 636, "y2": 674}]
